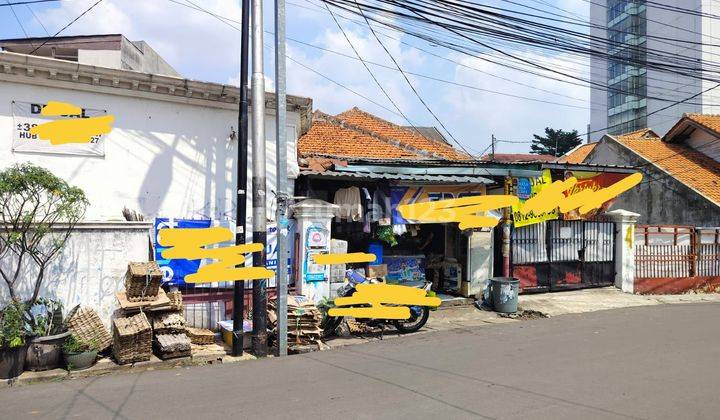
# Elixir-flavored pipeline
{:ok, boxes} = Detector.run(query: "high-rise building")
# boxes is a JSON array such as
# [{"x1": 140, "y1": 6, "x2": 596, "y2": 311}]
[{"x1": 590, "y1": 0, "x2": 720, "y2": 138}]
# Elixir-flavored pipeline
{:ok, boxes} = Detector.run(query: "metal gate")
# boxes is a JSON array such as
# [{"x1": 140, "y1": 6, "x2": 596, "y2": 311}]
[{"x1": 511, "y1": 220, "x2": 616, "y2": 292}]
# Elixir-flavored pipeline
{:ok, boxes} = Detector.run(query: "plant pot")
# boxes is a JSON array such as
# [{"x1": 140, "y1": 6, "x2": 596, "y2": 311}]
[
  {"x1": 25, "y1": 331, "x2": 70, "y2": 372},
  {"x1": 0, "y1": 344, "x2": 28, "y2": 379},
  {"x1": 63, "y1": 350, "x2": 98, "y2": 371}
]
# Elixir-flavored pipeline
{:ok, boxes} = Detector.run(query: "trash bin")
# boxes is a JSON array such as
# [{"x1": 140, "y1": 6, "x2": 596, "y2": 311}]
[{"x1": 490, "y1": 277, "x2": 519, "y2": 313}]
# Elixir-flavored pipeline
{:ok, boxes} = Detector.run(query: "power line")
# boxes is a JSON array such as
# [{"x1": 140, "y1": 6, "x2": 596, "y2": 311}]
[
  {"x1": 323, "y1": 2, "x2": 426, "y2": 141},
  {"x1": 26, "y1": 2, "x2": 50, "y2": 36},
  {"x1": 6, "y1": 1, "x2": 31, "y2": 39},
  {"x1": 0, "y1": 0, "x2": 60, "y2": 6},
  {"x1": 29, "y1": 0, "x2": 104, "y2": 55},
  {"x1": 353, "y1": 0, "x2": 478, "y2": 156}
]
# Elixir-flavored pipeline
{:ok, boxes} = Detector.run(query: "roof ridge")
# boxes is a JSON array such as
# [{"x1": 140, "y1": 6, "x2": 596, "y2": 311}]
[{"x1": 337, "y1": 107, "x2": 471, "y2": 158}]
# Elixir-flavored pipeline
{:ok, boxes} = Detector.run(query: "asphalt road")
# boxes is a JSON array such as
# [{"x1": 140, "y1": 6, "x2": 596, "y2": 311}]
[{"x1": 3, "y1": 303, "x2": 720, "y2": 420}]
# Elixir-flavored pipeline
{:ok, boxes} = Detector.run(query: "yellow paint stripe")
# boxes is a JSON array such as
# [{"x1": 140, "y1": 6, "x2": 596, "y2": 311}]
[{"x1": 40, "y1": 101, "x2": 82, "y2": 116}]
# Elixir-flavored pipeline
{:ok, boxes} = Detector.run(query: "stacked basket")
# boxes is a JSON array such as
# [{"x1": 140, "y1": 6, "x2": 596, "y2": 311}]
[
  {"x1": 112, "y1": 312, "x2": 152, "y2": 364},
  {"x1": 124, "y1": 262, "x2": 163, "y2": 302},
  {"x1": 66, "y1": 306, "x2": 113, "y2": 352}
]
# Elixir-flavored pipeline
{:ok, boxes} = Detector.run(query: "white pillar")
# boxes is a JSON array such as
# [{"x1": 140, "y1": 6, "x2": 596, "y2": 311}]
[
  {"x1": 290, "y1": 199, "x2": 338, "y2": 303},
  {"x1": 605, "y1": 209, "x2": 640, "y2": 293}
]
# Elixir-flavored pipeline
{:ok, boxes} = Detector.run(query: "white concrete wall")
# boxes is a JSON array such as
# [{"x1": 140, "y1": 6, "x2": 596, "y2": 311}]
[
  {"x1": 0, "y1": 222, "x2": 151, "y2": 326},
  {"x1": 0, "y1": 80, "x2": 301, "y2": 224},
  {"x1": 77, "y1": 49, "x2": 122, "y2": 69}
]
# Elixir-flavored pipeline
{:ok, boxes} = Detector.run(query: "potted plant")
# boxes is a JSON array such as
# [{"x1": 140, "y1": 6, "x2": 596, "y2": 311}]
[
  {"x1": 0, "y1": 300, "x2": 28, "y2": 379},
  {"x1": 62, "y1": 335, "x2": 99, "y2": 371},
  {"x1": 24, "y1": 298, "x2": 69, "y2": 371}
]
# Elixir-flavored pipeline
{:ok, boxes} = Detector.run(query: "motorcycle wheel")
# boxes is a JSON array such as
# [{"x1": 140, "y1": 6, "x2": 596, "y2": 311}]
[{"x1": 392, "y1": 306, "x2": 430, "y2": 334}]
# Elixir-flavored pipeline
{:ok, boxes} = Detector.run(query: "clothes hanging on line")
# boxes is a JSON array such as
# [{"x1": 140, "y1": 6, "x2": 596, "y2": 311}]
[{"x1": 333, "y1": 186, "x2": 363, "y2": 221}]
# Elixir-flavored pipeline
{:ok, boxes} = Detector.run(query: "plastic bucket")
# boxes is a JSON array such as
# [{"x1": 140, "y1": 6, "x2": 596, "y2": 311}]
[{"x1": 490, "y1": 277, "x2": 519, "y2": 313}]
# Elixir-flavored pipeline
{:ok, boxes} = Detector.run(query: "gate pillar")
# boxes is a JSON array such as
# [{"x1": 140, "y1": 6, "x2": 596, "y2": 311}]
[{"x1": 605, "y1": 209, "x2": 640, "y2": 293}]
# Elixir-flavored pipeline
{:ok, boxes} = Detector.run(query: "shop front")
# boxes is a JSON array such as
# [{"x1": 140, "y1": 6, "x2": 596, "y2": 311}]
[{"x1": 293, "y1": 164, "x2": 495, "y2": 302}]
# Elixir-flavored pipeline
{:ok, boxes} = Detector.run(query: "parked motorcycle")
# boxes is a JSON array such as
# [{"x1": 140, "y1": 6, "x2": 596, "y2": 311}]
[{"x1": 321, "y1": 269, "x2": 433, "y2": 337}]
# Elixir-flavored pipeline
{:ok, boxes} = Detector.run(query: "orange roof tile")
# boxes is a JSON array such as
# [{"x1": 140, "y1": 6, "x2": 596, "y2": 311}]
[
  {"x1": 558, "y1": 143, "x2": 597, "y2": 164},
  {"x1": 613, "y1": 129, "x2": 720, "y2": 205},
  {"x1": 335, "y1": 107, "x2": 473, "y2": 161},
  {"x1": 298, "y1": 114, "x2": 425, "y2": 160},
  {"x1": 684, "y1": 113, "x2": 720, "y2": 136}
]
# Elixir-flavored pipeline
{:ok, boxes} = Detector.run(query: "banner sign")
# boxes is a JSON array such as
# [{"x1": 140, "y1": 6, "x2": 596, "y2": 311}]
[
  {"x1": 11, "y1": 100, "x2": 108, "y2": 156},
  {"x1": 154, "y1": 218, "x2": 212, "y2": 286},
  {"x1": 561, "y1": 171, "x2": 630, "y2": 220},
  {"x1": 391, "y1": 184, "x2": 486, "y2": 224},
  {"x1": 511, "y1": 169, "x2": 559, "y2": 227}
]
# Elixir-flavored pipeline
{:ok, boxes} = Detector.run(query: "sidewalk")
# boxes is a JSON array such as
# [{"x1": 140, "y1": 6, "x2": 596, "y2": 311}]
[{"x1": 5, "y1": 287, "x2": 720, "y2": 388}]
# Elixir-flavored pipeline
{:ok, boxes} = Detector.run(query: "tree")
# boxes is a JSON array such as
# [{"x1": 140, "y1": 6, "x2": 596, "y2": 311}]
[
  {"x1": 0, "y1": 163, "x2": 88, "y2": 303},
  {"x1": 530, "y1": 127, "x2": 582, "y2": 157}
]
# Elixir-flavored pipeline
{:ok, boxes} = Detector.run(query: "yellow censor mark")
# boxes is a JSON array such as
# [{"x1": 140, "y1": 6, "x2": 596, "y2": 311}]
[
  {"x1": 158, "y1": 227, "x2": 274, "y2": 283},
  {"x1": 399, "y1": 173, "x2": 643, "y2": 229},
  {"x1": 312, "y1": 252, "x2": 377, "y2": 265},
  {"x1": 329, "y1": 283, "x2": 441, "y2": 319},
  {"x1": 29, "y1": 101, "x2": 114, "y2": 145}
]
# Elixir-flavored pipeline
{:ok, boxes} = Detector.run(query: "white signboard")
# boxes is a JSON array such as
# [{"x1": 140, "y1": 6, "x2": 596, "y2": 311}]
[{"x1": 11, "y1": 101, "x2": 108, "y2": 156}]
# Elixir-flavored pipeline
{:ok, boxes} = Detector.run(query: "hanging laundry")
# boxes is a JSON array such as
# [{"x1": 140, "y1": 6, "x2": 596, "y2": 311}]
[
  {"x1": 392, "y1": 224, "x2": 408, "y2": 236},
  {"x1": 333, "y1": 186, "x2": 363, "y2": 221},
  {"x1": 369, "y1": 188, "x2": 392, "y2": 222}
]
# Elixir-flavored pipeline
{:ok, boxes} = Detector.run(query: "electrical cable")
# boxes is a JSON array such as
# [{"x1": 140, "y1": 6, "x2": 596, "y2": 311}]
[{"x1": 28, "y1": 0, "x2": 104, "y2": 55}]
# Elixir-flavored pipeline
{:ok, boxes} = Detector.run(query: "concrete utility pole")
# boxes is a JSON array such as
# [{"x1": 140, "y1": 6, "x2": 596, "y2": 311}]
[
  {"x1": 251, "y1": 0, "x2": 268, "y2": 357},
  {"x1": 274, "y1": 0, "x2": 289, "y2": 357},
  {"x1": 232, "y1": 0, "x2": 251, "y2": 357},
  {"x1": 491, "y1": 134, "x2": 495, "y2": 160}
]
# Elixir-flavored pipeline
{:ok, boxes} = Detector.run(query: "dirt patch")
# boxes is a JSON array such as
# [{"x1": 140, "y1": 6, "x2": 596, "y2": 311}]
[{"x1": 497, "y1": 309, "x2": 548, "y2": 320}]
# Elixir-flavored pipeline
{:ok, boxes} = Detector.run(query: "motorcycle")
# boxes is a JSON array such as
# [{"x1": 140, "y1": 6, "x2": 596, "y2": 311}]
[{"x1": 321, "y1": 269, "x2": 433, "y2": 337}]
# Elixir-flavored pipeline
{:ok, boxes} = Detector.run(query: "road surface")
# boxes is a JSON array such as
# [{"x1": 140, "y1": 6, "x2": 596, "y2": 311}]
[{"x1": 3, "y1": 303, "x2": 720, "y2": 419}]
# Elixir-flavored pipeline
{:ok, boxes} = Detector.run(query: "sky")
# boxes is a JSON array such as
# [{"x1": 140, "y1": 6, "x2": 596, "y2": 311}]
[{"x1": 0, "y1": 0, "x2": 592, "y2": 156}]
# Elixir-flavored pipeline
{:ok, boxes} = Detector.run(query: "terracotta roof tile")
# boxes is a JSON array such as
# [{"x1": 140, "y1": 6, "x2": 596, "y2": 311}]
[
  {"x1": 335, "y1": 107, "x2": 473, "y2": 161},
  {"x1": 684, "y1": 113, "x2": 720, "y2": 136},
  {"x1": 558, "y1": 143, "x2": 597, "y2": 164},
  {"x1": 613, "y1": 129, "x2": 720, "y2": 205},
  {"x1": 298, "y1": 115, "x2": 424, "y2": 160}
]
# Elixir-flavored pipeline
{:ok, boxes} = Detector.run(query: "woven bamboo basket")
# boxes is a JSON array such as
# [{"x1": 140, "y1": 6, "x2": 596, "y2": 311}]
[
  {"x1": 185, "y1": 327, "x2": 215, "y2": 345},
  {"x1": 112, "y1": 312, "x2": 152, "y2": 364},
  {"x1": 65, "y1": 306, "x2": 112, "y2": 351},
  {"x1": 124, "y1": 262, "x2": 163, "y2": 302},
  {"x1": 167, "y1": 290, "x2": 183, "y2": 311}
]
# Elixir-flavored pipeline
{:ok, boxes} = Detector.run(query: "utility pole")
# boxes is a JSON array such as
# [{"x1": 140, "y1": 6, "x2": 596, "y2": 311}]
[
  {"x1": 251, "y1": 0, "x2": 268, "y2": 357},
  {"x1": 274, "y1": 0, "x2": 289, "y2": 357},
  {"x1": 232, "y1": 0, "x2": 251, "y2": 357},
  {"x1": 491, "y1": 134, "x2": 496, "y2": 160}
]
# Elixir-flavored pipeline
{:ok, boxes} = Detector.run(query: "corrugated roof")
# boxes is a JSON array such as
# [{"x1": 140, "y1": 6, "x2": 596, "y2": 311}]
[
  {"x1": 480, "y1": 153, "x2": 557, "y2": 163},
  {"x1": 612, "y1": 129, "x2": 720, "y2": 206},
  {"x1": 300, "y1": 169, "x2": 492, "y2": 183}
]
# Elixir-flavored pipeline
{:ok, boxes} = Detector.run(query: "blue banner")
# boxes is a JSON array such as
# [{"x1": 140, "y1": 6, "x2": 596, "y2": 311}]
[{"x1": 154, "y1": 218, "x2": 211, "y2": 286}]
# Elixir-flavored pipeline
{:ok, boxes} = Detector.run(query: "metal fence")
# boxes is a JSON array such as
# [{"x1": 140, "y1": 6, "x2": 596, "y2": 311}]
[{"x1": 634, "y1": 225, "x2": 720, "y2": 279}]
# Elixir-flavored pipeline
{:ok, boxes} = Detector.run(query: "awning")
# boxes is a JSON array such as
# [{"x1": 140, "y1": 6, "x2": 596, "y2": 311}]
[{"x1": 299, "y1": 169, "x2": 493, "y2": 184}]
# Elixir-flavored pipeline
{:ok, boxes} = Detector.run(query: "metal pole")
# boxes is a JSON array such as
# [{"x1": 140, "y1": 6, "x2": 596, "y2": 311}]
[
  {"x1": 274, "y1": 0, "x2": 289, "y2": 357},
  {"x1": 232, "y1": 0, "x2": 251, "y2": 357},
  {"x1": 251, "y1": 0, "x2": 269, "y2": 357}
]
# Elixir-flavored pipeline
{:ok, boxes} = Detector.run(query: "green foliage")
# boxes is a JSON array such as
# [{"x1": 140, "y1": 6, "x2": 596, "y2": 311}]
[
  {"x1": 27, "y1": 298, "x2": 64, "y2": 337},
  {"x1": 0, "y1": 301, "x2": 27, "y2": 348},
  {"x1": 0, "y1": 163, "x2": 89, "y2": 303},
  {"x1": 530, "y1": 127, "x2": 582, "y2": 157},
  {"x1": 62, "y1": 334, "x2": 98, "y2": 354}
]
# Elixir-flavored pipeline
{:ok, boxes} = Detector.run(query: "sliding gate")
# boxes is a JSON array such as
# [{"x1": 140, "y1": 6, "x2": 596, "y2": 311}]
[{"x1": 511, "y1": 220, "x2": 616, "y2": 292}]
